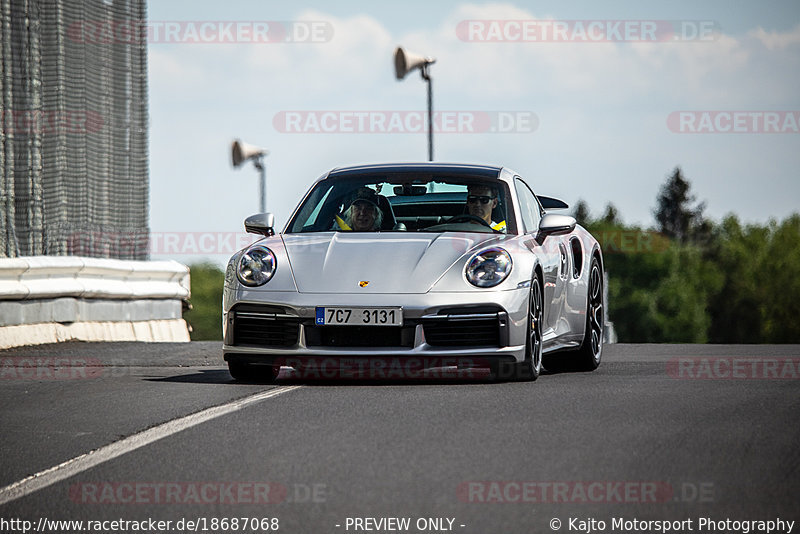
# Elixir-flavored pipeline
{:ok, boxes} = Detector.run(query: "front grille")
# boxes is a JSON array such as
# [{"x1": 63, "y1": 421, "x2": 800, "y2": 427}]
[
  {"x1": 232, "y1": 311, "x2": 300, "y2": 347},
  {"x1": 305, "y1": 325, "x2": 414, "y2": 348},
  {"x1": 423, "y1": 318, "x2": 500, "y2": 347}
]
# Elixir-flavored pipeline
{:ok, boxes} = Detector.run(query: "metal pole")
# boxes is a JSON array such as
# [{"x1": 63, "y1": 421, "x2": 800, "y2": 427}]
[
  {"x1": 255, "y1": 158, "x2": 266, "y2": 213},
  {"x1": 423, "y1": 66, "x2": 433, "y2": 161},
  {"x1": 261, "y1": 164, "x2": 266, "y2": 213}
]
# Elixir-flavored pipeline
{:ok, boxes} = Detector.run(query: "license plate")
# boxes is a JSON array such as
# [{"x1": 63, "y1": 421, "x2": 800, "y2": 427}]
[{"x1": 315, "y1": 307, "x2": 403, "y2": 326}]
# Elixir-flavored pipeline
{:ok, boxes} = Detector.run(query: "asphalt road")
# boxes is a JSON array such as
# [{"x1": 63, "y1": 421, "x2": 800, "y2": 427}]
[{"x1": 1, "y1": 342, "x2": 798, "y2": 534}]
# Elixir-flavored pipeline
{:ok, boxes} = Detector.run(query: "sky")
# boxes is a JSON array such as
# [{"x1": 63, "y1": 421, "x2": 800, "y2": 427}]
[{"x1": 145, "y1": 0, "x2": 800, "y2": 264}]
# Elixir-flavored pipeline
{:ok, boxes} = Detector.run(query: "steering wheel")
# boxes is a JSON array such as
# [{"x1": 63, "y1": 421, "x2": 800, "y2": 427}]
[{"x1": 445, "y1": 214, "x2": 493, "y2": 228}]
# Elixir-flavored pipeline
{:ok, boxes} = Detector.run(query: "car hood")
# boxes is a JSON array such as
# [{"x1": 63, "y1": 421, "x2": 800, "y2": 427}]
[{"x1": 282, "y1": 232, "x2": 501, "y2": 294}]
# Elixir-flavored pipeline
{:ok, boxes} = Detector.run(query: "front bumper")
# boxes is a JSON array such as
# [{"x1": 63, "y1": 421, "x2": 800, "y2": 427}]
[{"x1": 222, "y1": 288, "x2": 529, "y2": 364}]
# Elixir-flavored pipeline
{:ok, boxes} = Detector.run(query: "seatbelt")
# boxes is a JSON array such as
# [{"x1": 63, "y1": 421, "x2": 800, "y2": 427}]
[{"x1": 335, "y1": 214, "x2": 351, "y2": 231}]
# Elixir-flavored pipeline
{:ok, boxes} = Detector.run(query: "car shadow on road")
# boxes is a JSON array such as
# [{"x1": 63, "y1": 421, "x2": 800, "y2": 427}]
[
  {"x1": 143, "y1": 367, "x2": 576, "y2": 386},
  {"x1": 146, "y1": 371, "x2": 501, "y2": 386},
  {"x1": 145, "y1": 369, "x2": 240, "y2": 384}
]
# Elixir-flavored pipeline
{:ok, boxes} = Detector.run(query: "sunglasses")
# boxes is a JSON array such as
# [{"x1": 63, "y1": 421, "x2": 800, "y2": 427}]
[{"x1": 467, "y1": 195, "x2": 495, "y2": 205}]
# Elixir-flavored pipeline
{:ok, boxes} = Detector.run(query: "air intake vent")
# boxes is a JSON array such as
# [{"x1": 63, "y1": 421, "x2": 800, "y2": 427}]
[
  {"x1": 232, "y1": 309, "x2": 300, "y2": 347},
  {"x1": 305, "y1": 326, "x2": 414, "y2": 348},
  {"x1": 423, "y1": 318, "x2": 500, "y2": 347}
]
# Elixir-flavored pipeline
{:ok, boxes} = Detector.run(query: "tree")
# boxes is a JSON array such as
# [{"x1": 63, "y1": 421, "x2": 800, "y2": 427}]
[
  {"x1": 573, "y1": 199, "x2": 591, "y2": 226},
  {"x1": 704, "y1": 216, "x2": 766, "y2": 343},
  {"x1": 601, "y1": 203, "x2": 621, "y2": 225},
  {"x1": 602, "y1": 236, "x2": 721, "y2": 343},
  {"x1": 761, "y1": 215, "x2": 800, "y2": 342},
  {"x1": 654, "y1": 167, "x2": 707, "y2": 244},
  {"x1": 706, "y1": 214, "x2": 800, "y2": 343}
]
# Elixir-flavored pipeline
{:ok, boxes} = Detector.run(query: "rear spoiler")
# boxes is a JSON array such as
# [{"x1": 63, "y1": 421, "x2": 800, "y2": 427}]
[{"x1": 538, "y1": 196, "x2": 569, "y2": 210}]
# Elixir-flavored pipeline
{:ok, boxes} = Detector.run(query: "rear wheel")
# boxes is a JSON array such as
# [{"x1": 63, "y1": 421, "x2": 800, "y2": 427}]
[
  {"x1": 228, "y1": 361, "x2": 280, "y2": 383},
  {"x1": 544, "y1": 258, "x2": 603, "y2": 372},
  {"x1": 570, "y1": 258, "x2": 604, "y2": 370}
]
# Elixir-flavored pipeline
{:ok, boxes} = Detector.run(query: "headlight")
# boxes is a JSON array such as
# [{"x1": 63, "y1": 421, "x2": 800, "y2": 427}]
[
  {"x1": 465, "y1": 247, "x2": 512, "y2": 288},
  {"x1": 236, "y1": 245, "x2": 276, "y2": 287},
  {"x1": 224, "y1": 255, "x2": 237, "y2": 287}
]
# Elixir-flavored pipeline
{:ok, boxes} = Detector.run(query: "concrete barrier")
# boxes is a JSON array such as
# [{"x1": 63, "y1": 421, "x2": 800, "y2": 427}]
[{"x1": 0, "y1": 257, "x2": 191, "y2": 349}]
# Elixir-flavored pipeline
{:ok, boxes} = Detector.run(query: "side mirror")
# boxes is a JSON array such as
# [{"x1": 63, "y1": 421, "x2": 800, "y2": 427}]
[
  {"x1": 536, "y1": 214, "x2": 576, "y2": 242},
  {"x1": 244, "y1": 213, "x2": 275, "y2": 236}
]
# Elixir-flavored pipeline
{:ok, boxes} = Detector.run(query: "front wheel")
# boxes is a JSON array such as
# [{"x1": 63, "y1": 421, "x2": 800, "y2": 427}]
[{"x1": 514, "y1": 272, "x2": 543, "y2": 381}]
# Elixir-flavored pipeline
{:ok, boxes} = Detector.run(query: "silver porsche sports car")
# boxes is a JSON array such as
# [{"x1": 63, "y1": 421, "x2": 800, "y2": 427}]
[{"x1": 223, "y1": 163, "x2": 604, "y2": 382}]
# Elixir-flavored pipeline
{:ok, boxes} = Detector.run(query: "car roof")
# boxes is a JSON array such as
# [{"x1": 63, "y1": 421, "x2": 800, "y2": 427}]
[{"x1": 327, "y1": 162, "x2": 505, "y2": 180}]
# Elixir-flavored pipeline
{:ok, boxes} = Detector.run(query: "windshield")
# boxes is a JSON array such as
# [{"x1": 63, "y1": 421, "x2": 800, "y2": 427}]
[{"x1": 285, "y1": 175, "x2": 516, "y2": 234}]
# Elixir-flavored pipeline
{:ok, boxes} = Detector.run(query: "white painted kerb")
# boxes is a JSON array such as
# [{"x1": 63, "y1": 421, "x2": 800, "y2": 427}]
[{"x1": 0, "y1": 257, "x2": 190, "y2": 300}]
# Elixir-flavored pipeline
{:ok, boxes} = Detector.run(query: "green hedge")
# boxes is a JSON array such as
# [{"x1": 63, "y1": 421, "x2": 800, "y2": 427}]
[{"x1": 183, "y1": 263, "x2": 224, "y2": 341}]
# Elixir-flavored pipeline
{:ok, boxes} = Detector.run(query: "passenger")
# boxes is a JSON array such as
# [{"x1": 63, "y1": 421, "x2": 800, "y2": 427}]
[
  {"x1": 335, "y1": 188, "x2": 384, "y2": 231},
  {"x1": 466, "y1": 184, "x2": 506, "y2": 232}
]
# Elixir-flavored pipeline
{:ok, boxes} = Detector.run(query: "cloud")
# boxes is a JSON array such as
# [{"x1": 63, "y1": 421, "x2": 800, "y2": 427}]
[
  {"x1": 241, "y1": 10, "x2": 395, "y2": 100},
  {"x1": 148, "y1": 5, "x2": 798, "y2": 110},
  {"x1": 749, "y1": 23, "x2": 800, "y2": 50}
]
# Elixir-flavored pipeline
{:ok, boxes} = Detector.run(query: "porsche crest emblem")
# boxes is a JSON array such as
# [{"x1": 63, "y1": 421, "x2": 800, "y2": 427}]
[{"x1": 359, "y1": 281, "x2": 369, "y2": 287}]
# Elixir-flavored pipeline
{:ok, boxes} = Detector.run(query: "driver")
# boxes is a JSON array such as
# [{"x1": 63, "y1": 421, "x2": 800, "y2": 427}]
[
  {"x1": 335, "y1": 187, "x2": 384, "y2": 231},
  {"x1": 466, "y1": 184, "x2": 506, "y2": 232}
]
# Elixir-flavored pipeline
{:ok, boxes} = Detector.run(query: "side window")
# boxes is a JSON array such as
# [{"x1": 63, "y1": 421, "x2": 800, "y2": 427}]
[{"x1": 514, "y1": 177, "x2": 542, "y2": 233}]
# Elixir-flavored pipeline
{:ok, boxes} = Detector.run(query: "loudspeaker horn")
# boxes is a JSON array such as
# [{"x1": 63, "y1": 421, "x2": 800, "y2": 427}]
[
  {"x1": 231, "y1": 139, "x2": 268, "y2": 167},
  {"x1": 394, "y1": 47, "x2": 435, "y2": 80}
]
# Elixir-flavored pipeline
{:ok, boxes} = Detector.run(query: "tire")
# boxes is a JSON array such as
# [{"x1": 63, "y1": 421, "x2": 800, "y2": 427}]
[
  {"x1": 514, "y1": 272, "x2": 544, "y2": 381},
  {"x1": 228, "y1": 361, "x2": 280, "y2": 383},
  {"x1": 553, "y1": 257, "x2": 603, "y2": 371}
]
